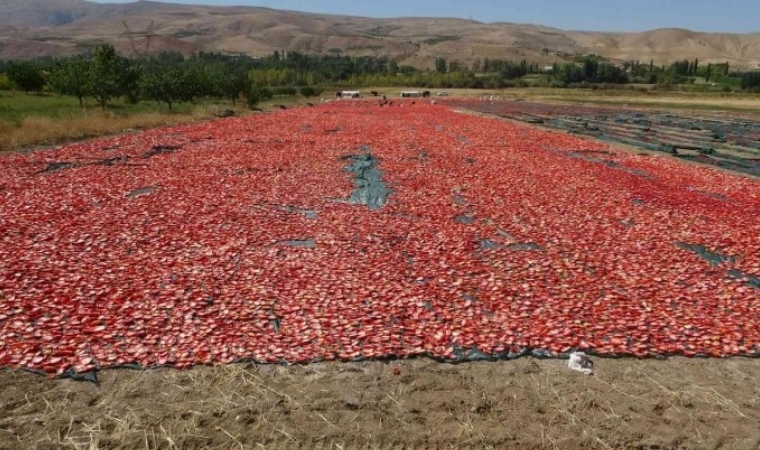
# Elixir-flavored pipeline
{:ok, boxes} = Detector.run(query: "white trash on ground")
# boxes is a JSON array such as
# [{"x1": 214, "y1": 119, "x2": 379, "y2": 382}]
[{"x1": 567, "y1": 352, "x2": 595, "y2": 375}]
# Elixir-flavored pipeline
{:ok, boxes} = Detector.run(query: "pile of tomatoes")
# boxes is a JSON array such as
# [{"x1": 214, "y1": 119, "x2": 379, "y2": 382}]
[{"x1": 1, "y1": 101, "x2": 759, "y2": 375}]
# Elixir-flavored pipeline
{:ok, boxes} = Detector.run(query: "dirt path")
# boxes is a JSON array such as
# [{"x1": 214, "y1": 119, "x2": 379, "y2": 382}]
[{"x1": 2, "y1": 358, "x2": 760, "y2": 450}]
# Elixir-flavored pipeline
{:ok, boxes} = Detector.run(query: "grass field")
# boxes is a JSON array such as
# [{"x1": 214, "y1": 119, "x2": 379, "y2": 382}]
[
  {"x1": 0, "y1": 91, "x2": 315, "y2": 153},
  {"x1": 0, "y1": 91, "x2": 206, "y2": 124},
  {"x1": 0, "y1": 91, "x2": 227, "y2": 152}
]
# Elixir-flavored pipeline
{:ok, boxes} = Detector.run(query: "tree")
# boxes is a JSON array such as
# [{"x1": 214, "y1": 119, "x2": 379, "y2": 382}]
[
  {"x1": 435, "y1": 57, "x2": 447, "y2": 74},
  {"x1": 670, "y1": 59, "x2": 690, "y2": 77},
  {"x1": 0, "y1": 74, "x2": 12, "y2": 91},
  {"x1": 88, "y1": 44, "x2": 138, "y2": 110},
  {"x1": 140, "y1": 66, "x2": 185, "y2": 111},
  {"x1": 448, "y1": 59, "x2": 464, "y2": 73},
  {"x1": 388, "y1": 59, "x2": 399, "y2": 75},
  {"x1": 740, "y1": 72, "x2": 760, "y2": 90},
  {"x1": 596, "y1": 63, "x2": 627, "y2": 83},
  {"x1": 6, "y1": 61, "x2": 44, "y2": 93},
  {"x1": 48, "y1": 56, "x2": 91, "y2": 106},
  {"x1": 246, "y1": 85, "x2": 272, "y2": 109},
  {"x1": 210, "y1": 65, "x2": 249, "y2": 105},
  {"x1": 483, "y1": 58, "x2": 491, "y2": 73},
  {"x1": 501, "y1": 61, "x2": 528, "y2": 80},
  {"x1": 140, "y1": 66, "x2": 206, "y2": 111}
]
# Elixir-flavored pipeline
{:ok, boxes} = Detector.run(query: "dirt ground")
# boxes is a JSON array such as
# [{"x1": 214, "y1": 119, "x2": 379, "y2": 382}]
[{"x1": 2, "y1": 357, "x2": 760, "y2": 450}]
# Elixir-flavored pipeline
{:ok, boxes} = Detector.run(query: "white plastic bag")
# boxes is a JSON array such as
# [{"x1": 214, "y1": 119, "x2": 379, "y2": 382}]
[{"x1": 567, "y1": 352, "x2": 594, "y2": 375}]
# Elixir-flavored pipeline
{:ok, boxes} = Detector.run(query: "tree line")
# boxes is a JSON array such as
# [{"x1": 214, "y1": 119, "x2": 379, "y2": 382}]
[
  {"x1": 2, "y1": 45, "x2": 330, "y2": 110},
  {"x1": 2, "y1": 45, "x2": 759, "y2": 108},
  {"x1": 741, "y1": 72, "x2": 760, "y2": 91}
]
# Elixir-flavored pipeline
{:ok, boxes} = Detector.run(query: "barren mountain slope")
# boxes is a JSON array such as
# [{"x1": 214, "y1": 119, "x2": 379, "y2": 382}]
[{"x1": 1, "y1": 0, "x2": 759, "y2": 68}]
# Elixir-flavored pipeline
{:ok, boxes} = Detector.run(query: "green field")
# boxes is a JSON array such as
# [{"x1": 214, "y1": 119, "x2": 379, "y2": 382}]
[
  {"x1": 0, "y1": 91, "x2": 240, "y2": 152},
  {"x1": 0, "y1": 91, "x2": 320, "y2": 152},
  {"x1": 0, "y1": 91, "x2": 207, "y2": 125}
]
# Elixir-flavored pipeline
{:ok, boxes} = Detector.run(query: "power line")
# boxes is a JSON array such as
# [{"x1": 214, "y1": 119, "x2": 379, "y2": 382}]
[{"x1": 120, "y1": 20, "x2": 158, "y2": 58}]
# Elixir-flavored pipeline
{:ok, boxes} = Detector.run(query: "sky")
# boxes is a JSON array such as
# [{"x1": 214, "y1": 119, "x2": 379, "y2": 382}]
[{"x1": 93, "y1": 0, "x2": 760, "y2": 33}]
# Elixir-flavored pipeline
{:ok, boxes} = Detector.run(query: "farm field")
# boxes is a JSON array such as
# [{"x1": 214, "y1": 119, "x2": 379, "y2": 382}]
[
  {"x1": 447, "y1": 99, "x2": 760, "y2": 177},
  {"x1": 2, "y1": 100, "x2": 760, "y2": 449},
  {"x1": 362, "y1": 87, "x2": 760, "y2": 113}
]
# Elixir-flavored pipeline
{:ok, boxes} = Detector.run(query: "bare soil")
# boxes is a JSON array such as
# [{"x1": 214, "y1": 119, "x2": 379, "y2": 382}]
[{"x1": 2, "y1": 357, "x2": 760, "y2": 450}]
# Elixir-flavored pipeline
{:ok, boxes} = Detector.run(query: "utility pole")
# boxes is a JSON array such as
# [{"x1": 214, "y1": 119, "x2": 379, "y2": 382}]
[{"x1": 120, "y1": 20, "x2": 158, "y2": 59}]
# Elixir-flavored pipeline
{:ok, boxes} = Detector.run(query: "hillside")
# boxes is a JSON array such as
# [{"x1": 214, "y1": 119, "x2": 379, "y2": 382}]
[{"x1": 1, "y1": 0, "x2": 760, "y2": 68}]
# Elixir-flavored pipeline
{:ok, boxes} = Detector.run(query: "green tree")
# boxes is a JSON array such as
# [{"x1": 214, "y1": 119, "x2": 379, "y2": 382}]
[
  {"x1": 140, "y1": 66, "x2": 208, "y2": 111},
  {"x1": 740, "y1": 72, "x2": 760, "y2": 90},
  {"x1": 211, "y1": 65, "x2": 249, "y2": 105},
  {"x1": 388, "y1": 59, "x2": 399, "y2": 75},
  {"x1": 448, "y1": 59, "x2": 464, "y2": 73},
  {"x1": 435, "y1": 57, "x2": 447, "y2": 74},
  {"x1": 48, "y1": 56, "x2": 91, "y2": 106},
  {"x1": 139, "y1": 66, "x2": 186, "y2": 111},
  {"x1": 471, "y1": 58, "x2": 482, "y2": 73},
  {"x1": 246, "y1": 85, "x2": 272, "y2": 109},
  {"x1": 88, "y1": 44, "x2": 138, "y2": 110},
  {"x1": 0, "y1": 73, "x2": 12, "y2": 91},
  {"x1": 6, "y1": 61, "x2": 45, "y2": 93}
]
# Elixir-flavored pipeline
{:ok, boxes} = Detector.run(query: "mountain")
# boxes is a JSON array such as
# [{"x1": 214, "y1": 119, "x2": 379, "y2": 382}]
[{"x1": 1, "y1": 0, "x2": 760, "y2": 68}]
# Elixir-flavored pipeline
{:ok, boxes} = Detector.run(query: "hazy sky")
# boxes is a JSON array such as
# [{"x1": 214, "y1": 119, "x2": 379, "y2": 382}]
[{"x1": 93, "y1": 0, "x2": 760, "y2": 33}]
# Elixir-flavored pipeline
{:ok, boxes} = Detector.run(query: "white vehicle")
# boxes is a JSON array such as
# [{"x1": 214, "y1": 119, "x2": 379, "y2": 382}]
[
  {"x1": 436, "y1": 92, "x2": 449, "y2": 96},
  {"x1": 337, "y1": 91, "x2": 361, "y2": 99}
]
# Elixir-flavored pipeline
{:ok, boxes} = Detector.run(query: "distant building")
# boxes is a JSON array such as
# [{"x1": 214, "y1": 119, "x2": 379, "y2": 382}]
[{"x1": 401, "y1": 91, "x2": 423, "y2": 98}]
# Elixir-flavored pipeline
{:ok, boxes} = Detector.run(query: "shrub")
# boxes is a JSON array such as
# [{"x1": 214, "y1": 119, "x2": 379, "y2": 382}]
[
  {"x1": 298, "y1": 86, "x2": 323, "y2": 97},
  {"x1": 246, "y1": 86, "x2": 273, "y2": 108},
  {"x1": 0, "y1": 73, "x2": 12, "y2": 91},
  {"x1": 270, "y1": 86, "x2": 297, "y2": 96},
  {"x1": 6, "y1": 61, "x2": 45, "y2": 93}
]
